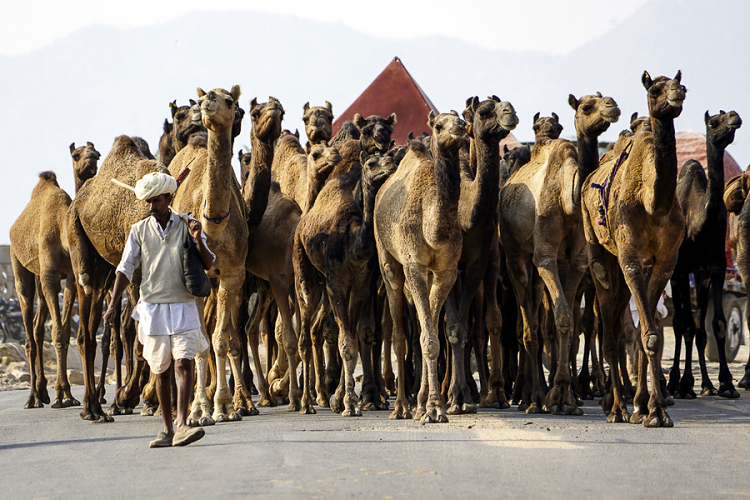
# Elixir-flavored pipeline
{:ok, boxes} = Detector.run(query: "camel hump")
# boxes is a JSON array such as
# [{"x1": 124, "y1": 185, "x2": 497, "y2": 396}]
[
  {"x1": 678, "y1": 159, "x2": 705, "y2": 182},
  {"x1": 38, "y1": 171, "x2": 58, "y2": 185},
  {"x1": 724, "y1": 172, "x2": 749, "y2": 214}
]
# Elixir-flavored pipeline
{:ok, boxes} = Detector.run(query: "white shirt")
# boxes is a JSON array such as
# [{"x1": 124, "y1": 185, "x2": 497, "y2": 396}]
[{"x1": 116, "y1": 211, "x2": 214, "y2": 336}]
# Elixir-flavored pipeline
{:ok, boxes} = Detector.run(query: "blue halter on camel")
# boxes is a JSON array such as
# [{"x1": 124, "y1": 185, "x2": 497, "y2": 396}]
[{"x1": 590, "y1": 140, "x2": 633, "y2": 227}]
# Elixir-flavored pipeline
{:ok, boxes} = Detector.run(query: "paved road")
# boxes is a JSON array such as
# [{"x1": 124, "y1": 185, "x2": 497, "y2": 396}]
[{"x1": 2, "y1": 379, "x2": 750, "y2": 499}]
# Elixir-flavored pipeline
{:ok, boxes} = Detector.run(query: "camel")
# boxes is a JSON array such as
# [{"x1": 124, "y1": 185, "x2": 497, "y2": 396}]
[
  {"x1": 442, "y1": 96, "x2": 518, "y2": 414},
  {"x1": 9, "y1": 143, "x2": 100, "y2": 409},
  {"x1": 294, "y1": 150, "x2": 398, "y2": 415},
  {"x1": 158, "y1": 100, "x2": 205, "y2": 167},
  {"x1": 303, "y1": 101, "x2": 334, "y2": 151},
  {"x1": 374, "y1": 111, "x2": 467, "y2": 423},
  {"x1": 499, "y1": 91, "x2": 620, "y2": 415},
  {"x1": 502, "y1": 144, "x2": 531, "y2": 177},
  {"x1": 67, "y1": 135, "x2": 168, "y2": 421},
  {"x1": 167, "y1": 87, "x2": 266, "y2": 424},
  {"x1": 532, "y1": 112, "x2": 563, "y2": 142},
  {"x1": 328, "y1": 113, "x2": 397, "y2": 180},
  {"x1": 271, "y1": 133, "x2": 342, "y2": 212},
  {"x1": 728, "y1": 172, "x2": 750, "y2": 390},
  {"x1": 668, "y1": 109, "x2": 742, "y2": 399},
  {"x1": 581, "y1": 71, "x2": 686, "y2": 427}
]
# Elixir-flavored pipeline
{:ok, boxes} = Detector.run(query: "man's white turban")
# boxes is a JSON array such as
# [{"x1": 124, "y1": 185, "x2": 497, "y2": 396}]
[{"x1": 134, "y1": 172, "x2": 177, "y2": 201}]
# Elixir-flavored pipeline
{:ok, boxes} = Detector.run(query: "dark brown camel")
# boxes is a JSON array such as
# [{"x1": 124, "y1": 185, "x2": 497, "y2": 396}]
[
  {"x1": 294, "y1": 151, "x2": 397, "y2": 415},
  {"x1": 668, "y1": 109, "x2": 742, "y2": 399},
  {"x1": 581, "y1": 71, "x2": 686, "y2": 427},
  {"x1": 443, "y1": 96, "x2": 518, "y2": 414}
]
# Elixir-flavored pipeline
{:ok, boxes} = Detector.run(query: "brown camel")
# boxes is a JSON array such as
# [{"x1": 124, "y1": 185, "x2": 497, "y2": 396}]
[
  {"x1": 167, "y1": 86, "x2": 261, "y2": 424},
  {"x1": 295, "y1": 151, "x2": 397, "y2": 415},
  {"x1": 442, "y1": 96, "x2": 518, "y2": 414},
  {"x1": 532, "y1": 112, "x2": 564, "y2": 142},
  {"x1": 374, "y1": 111, "x2": 467, "y2": 423},
  {"x1": 158, "y1": 99, "x2": 205, "y2": 166},
  {"x1": 499, "y1": 91, "x2": 620, "y2": 415},
  {"x1": 668, "y1": 109, "x2": 742, "y2": 399},
  {"x1": 10, "y1": 143, "x2": 100, "y2": 409},
  {"x1": 581, "y1": 71, "x2": 686, "y2": 427},
  {"x1": 271, "y1": 132, "x2": 342, "y2": 212},
  {"x1": 67, "y1": 135, "x2": 168, "y2": 421},
  {"x1": 328, "y1": 113, "x2": 397, "y2": 180},
  {"x1": 303, "y1": 101, "x2": 334, "y2": 151}
]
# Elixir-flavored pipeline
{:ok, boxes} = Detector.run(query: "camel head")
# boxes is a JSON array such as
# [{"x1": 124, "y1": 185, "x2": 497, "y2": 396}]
[
  {"x1": 238, "y1": 148, "x2": 252, "y2": 187},
  {"x1": 69, "y1": 141, "x2": 100, "y2": 183},
  {"x1": 360, "y1": 150, "x2": 398, "y2": 190},
  {"x1": 197, "y1": 85, "x2": 241, "y2": 133},
  {"x1": 568, "y1": 92, "x2": 620, "y2": 138},
  {"x1": 308, "y1": 144, "x2": 342, "y2": 183},
  {"x1": 532, "y1": 112, "x2": 563, "y2": 141},
  {"x1": 462, "y1": 96, "x2": 518, "y2": 142},
  {"x1": 706, "y1": 110, "x2": 742, "y2": 150},
  {"x1": 303, "y1": 101, "x2": 334, "y2": 145},
  {"x1": 629, "y1": 112, "x2": 652, "y2": 134},
  {"x1": 232, "y1": 105, "x2": 245, "y2": 142},
  {"x1": 642, "y1": 70, "x2": 686, "y2": 120},
  {"x1": 353, "y1": 113, "x2": 397, "y2": 155},
  {"x1": 249, "y1": 96, "x2": 284, "y2": 144},
  {"x1": 428, "y1": 110, "x2": 467, "y2": 156},
  {"x1": 502, "y1": 144, "x2": 531, "y2": 176},
  {"x1": 171, "y1": 99, "x2": 206, "y2": 145}
]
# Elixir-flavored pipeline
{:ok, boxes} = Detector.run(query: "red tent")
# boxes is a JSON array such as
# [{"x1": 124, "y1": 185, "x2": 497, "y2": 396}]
[{"x1": 332, "y1": 57, "x2": 438, "y2": 145}]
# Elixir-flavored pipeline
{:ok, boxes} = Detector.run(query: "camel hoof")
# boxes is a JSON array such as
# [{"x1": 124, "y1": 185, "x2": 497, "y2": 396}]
[
  {"x1": 24, "y1": 399, "x2": 44, "y2": 409},
  {"x1": 718, "y1": 384, "x2": 741, "y2": 399},
  {"x1": 51, "y1": 399, "x2": 63, "y2": 409},
  {"x1": 665, "y1": 396, "x2": 675, "y2": 406},
  {"x1": 564, "y1": 404, "x2": 584, "y2": 416},
  {"x1": 644, "y1": 411, "x2": 673, "y2": 428},
  {"x1": 462, "y1": 403, "x2": 478, "y2": 414},
  {"x1": 329, "y1": 394, "x2": 344, "y2": 414},
  {"x1": 545, "y1": 404, "x2": 559, "y2": 415},
  {"x1": 526, "y1": 403, "x2": 541, "y2": 415},
  {"x1": 700, "y1": 386, "x2": 718, "y2": 397},
  {"x1": 316, "y1": 395, "x2": 330, "y2": 408},
  {"x1": 140, "y1": 405, "x2": 157, "y2": 417},
  {"x1": 257, "y1": 398, "x2": 275, "y2": 407},
  {"x1": 299, "y1": 404, "x2": 316, "y2": 415},
  {"x1": 388, "y1": 406, "x2": 412, "y2": 420},
  {"x1": 237, "y1": 407, "x2": 259, "y2": 417},
  {"x1": 228, "y1": 412, "x2": 243, "y2": 422},
  {"x1": 517, "y1": 402, "x2": 528, "y2": 412},
  {"x1": 447, "y1": 404, "x2": 462, "y2": 415},
  {"x1": 606, "y1": 411, "x2": 628, "y2": 423},
  {"x1": 629, "y1": 411, "x2": 646, "y2": 425},
  {"x1": 738, "y1": 375, "x2": 750, "y2": 389},
  {"x1": 342, "y1": 408, "x2": 362, "y2": 417},
  {"x1": 214, "y1": 413, "x2": 228, "y2": 423}
]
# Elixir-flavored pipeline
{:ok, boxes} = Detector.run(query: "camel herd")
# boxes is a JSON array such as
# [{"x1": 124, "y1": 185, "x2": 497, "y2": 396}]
[{"x1": 9, "y1": 69, "x2": 750, "y2": 429}]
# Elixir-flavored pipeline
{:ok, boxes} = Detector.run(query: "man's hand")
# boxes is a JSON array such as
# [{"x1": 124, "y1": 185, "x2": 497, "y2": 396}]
[
  {"x1": 187, "y1": 218, "x2": 203, "y2": 241},
  {"x1": 103, "y1": 304, "x2": 117, "y2": 328}
]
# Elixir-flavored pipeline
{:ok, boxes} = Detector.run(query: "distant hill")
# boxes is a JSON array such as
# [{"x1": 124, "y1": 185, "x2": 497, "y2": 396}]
[{"x1": 1, "y1": 0, "x2": 748, "y2": 243}]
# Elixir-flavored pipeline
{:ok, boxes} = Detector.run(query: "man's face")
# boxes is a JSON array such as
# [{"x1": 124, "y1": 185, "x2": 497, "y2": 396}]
[{"x1": 146, "y1": 193, "x2": 171, "y2": 218}]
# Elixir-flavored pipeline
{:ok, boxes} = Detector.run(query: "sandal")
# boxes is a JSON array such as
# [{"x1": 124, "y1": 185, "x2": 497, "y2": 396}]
[
  {"x1": 173, "y1": 426, "x2": 205, "y2": 447},
  {"x1": 149, "y1": 431, "x2": 173, "y2": 448}
]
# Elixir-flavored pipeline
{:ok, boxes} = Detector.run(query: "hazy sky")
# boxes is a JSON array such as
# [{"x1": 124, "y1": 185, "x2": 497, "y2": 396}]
[{"x1": 2, "y1": 0, "x2": 652, "y2": 57}]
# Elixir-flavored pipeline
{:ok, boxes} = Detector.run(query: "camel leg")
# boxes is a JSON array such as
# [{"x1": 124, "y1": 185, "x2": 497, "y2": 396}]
[
  {"x1": 358, "y1": 284, "x2": 386, "y2": 410},
  {"x1": 537, "y1": 254, "x2": 584, "y2": 416},
  {"x1": 245, "y1": 284, "x2": 274, "y2": 406},
  {"x1": 482, "y1": 260, "x2": 508, "y2": 409},
  {"x1": 667, "y1": 275, "x2": 687, "y2": 396},
  {"x1": 187, "y1": 297, "x2": 214, "y2": 427},
  {"x1": 409, "y1": 262, "x2": 455, "y2": 424},
  {"x1": 14, "y1": 261, "x2": 45, "y2": 409},
  {"x1": 112, "y1": 289, "x2": 141, "y2": 413},
  {"x1": 35, "y1": 275, "x2": 60, "y2": 407},
  {"x1": 294, "y1": 242, "x2": 322, "y2": 415},
  {"x1": 329, "y1": 286, "x2": 362, "y2": 417},
  {"x1": 706, "y1": 266, "x2": 740, "y2": 398},
  {"x1": 381, "y1": 258, "x2": 412, "y2": 420},
  {"x1": 625, "y1": 259, "x2": 674, "y2": 427},
  {"x1": 319, "y1": 312, "x2": 338, "y2": 406},
  {"x1": 381, "y1": 293, "x2": 396, "y2": 397},
  {"x1": 271, "y1": 277, "x2": 302, "y2": 411},
  {"x1": 54, "y1": 275, "x2": 79, "y2": 407}
]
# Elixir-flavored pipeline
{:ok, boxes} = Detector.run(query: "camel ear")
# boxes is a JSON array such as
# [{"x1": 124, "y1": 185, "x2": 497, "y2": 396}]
[
  {"x1": 674, "y1": 70, "x2": 682, "y2": 83},
  {"x1": 450, "y1": 110, "x2": 459, "y2": 117},
  {"x1": 197, "y1": 88, "x2": 206, "y2": 99},
  {"x1": 326, "y1": 101, "x2": 332, "y2": 112},
  {"x1": 533, "y1": 112, "x2": 540, "y2": 123},
  {"x1": 490, "y1": 95, "x2": 501, "y2": 103},
  {"x1": 631, "y1": 111, "x2": 639, "y2": 123},
  {"x1": 169, "y1": 100, "x2": 176, "y2": 108},
  {"x1": 552, "y1": 112, "x2": 559, "y2": 122},
  {"x1": 303, "y1": 102, "x2": 310, "y2": 114},
  {"x1": 568, "y1": 94, "x2": 579, "y2": 110},
  {"x1": 387, "y1": 113, "x2": 397, "y2": 126},
  {"x1": 69, "y1": 143, "x2": 75, "y2": 154},
  {"x1": 642, "y1": 71, "x2": 653, "y2": 90},
  {"x1": 705, "y1": 110, "x2": 711, "y2": 124},
  {"x1": 428, "y1": 110, "x2": 436, "y2": 128},
  {"x1": 250, "y1": 97, "x2": 258, "y2": 111},
  {"x1": 230, "y1": 85, "x2": 241, "y2": 103},
  {"x1": 87, "y1": 141, "x2": 95, "y2": 149},
  {"x1": 353, "y1": 113, "x2": 366, "y2": 129},
  {"x1": 294, "y1": 129, "x2": 300, "y2": 140},
  {"x1": 503, "y1": 144, "x2": 509, "y2": 154},
  {"x1": 596, "y1": 91, "x2": 603, "y2": 98},
  {"x1": 408, "y1": 131, "x2": 414, "y2": 141}
]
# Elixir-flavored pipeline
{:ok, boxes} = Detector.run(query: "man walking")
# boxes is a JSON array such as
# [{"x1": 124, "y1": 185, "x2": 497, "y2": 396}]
[{"x1": 104, "y1": 172, "x2": 214, "y2": 448}]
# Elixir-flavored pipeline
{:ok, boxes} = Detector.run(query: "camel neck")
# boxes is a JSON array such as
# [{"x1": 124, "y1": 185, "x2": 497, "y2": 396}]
[
  {"x1": 244, "y1": 131, "x2": 273, "y2": 230},
  {"x1": 425, "y1": 141, "x2": 461, "y2": 244},
  {"x1": 353, "y1": 177, "x2": 379, "y2": 261},
  {"x1": 705, "y1": 135, "x2": 727, "y2": 210},
  {"x1": 576, "y1": 134, "x2": 600, "y2": 205},
  {"x1": 203, "y1": 128, "x2": 233, "y2": 231},
  {"x1": 646, "y1": 116, "x2": 678, "y2": 217},
  {"x1": 472, "y1": 134, "x2": 502, "y2": 221}
]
